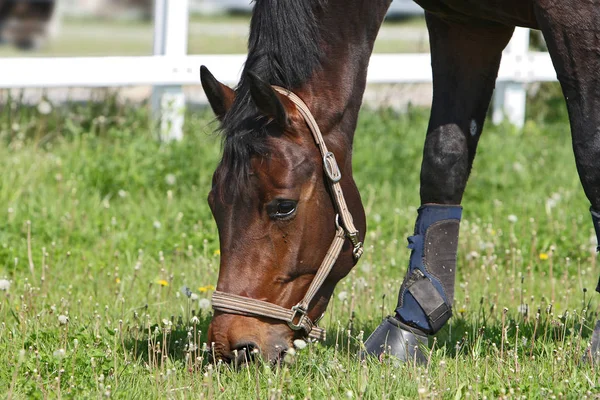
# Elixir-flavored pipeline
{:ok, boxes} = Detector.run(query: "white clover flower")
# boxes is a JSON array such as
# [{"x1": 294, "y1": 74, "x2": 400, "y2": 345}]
[
  {"x1": 0, "y1": 279, "x2": 10, "y2": 291},
  {"x1": 37, "y1": 100, "x2": 52, "y2": 115},
  {"x1": 337, "y1": 291, "x2": 348, "y2": 302},
  {"x1": 165, "y1": 174, "x2": 177, "y2": 186},
  {"x1": 153, "y1": 221, "x2": 162, "y2": 229},
  {"x1": 293, "y1": 339, "x2": 307, "y2": 350},
  {"x1": 198, "y1": 298, "x2": 211, "y2": 310},
  {"x1": 58, "y1": 315, "x2": 69, "y2": 325},
  {"x1": 508, "y1": 214, "x2": 518, "y2": 223}
]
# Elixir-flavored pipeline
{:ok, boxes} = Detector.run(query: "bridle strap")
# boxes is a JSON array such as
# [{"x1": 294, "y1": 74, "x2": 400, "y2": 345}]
[
  {"x1": 272, "y1": 86, "x2": 363, "y2": 260},
  {"x1": 211, "y1": 87, "x2": 364, "y2": 341}
]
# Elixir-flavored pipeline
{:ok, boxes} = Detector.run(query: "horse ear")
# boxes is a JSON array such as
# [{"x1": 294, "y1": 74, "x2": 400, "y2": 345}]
[
  {"x1": 246, "y1": 72, "x2": 289, "y2": 128},
  {"x1": 200, "y1": 65, "x2": 235, "y2": 120}
]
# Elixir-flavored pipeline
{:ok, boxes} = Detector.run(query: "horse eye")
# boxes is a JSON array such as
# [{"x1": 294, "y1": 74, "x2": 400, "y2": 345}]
[{"x1": 271, "y1": 200, "x2": 297, "y2": 219}]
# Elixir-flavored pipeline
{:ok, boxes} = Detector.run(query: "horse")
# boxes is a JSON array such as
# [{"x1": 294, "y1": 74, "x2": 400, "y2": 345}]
[
  {"x1": 200, "y1": 0, "x2": 600, "y2": 363},
  {"x1": 0, "y1": 0, "x2": 57, "y2": 50}
]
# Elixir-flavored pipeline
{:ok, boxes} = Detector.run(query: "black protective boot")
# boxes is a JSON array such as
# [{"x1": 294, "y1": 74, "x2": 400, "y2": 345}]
[{"x1": 363, "y1": 204, "x2": 462, "y2": 362}]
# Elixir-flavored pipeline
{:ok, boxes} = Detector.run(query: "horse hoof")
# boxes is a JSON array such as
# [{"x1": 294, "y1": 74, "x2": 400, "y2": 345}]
[{"x1": 361, "y1": 316, "x2": 428, "y2": 364}]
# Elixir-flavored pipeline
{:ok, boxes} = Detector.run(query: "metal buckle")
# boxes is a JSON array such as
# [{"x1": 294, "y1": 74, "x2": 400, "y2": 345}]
[
  {"x1": 347, "y1": 231, "x2": 364, "y2": 260},
  {"x1": 287, "y1": 304, "x2": 308, "y2": 331},
  {"x1": 323, "y1": 152, "x2": 342, "y2": 183}
]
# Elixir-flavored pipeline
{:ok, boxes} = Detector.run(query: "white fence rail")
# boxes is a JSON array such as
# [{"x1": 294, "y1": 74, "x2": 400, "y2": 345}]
[{"x1": 0, "y1": 1, "x2": 557, "y2": 140}]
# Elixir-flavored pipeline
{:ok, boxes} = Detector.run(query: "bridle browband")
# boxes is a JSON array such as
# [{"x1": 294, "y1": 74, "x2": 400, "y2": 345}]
[{"x1": 211, "y1": 86, "x2": 363, "y2": 341}]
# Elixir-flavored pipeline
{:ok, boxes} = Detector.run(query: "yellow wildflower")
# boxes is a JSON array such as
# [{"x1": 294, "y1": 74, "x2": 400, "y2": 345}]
[
  {"x1": 198, "y1": 285, "x2": 216, "y2": 293},
  {"x1": 115, "y1": 278, "x2": 121, "y2": 284},
  {"x1": 156, "y1": 279, "x2": 169, "y2": 286},
  {"x1": 539, "y1": 253, "x2": 549, "y2": 261},
  {"x1": 214, "y1": 249, "x2": 221, "y2": 256}
]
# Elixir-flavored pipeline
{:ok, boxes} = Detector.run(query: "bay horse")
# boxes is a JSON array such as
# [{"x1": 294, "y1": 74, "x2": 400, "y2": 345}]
[{"x1": 200, "y1": 0, "x2": 600, "y2": 363}]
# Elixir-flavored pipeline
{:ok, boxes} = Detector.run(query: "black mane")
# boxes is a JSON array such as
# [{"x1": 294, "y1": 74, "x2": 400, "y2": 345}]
[{"x1": 216, "y1": 0, "x2": 325, "y2": 197}]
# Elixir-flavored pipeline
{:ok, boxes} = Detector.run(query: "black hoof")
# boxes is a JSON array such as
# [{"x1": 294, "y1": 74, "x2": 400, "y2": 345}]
[{"x1": 361, "y1": 316, "x2": 428, "y2": 364}]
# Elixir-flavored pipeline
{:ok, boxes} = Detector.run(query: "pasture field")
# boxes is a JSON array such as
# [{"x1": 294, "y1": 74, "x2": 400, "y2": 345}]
[{"x1": 0, "y1": 95, "x2": 598, "y2": 399}]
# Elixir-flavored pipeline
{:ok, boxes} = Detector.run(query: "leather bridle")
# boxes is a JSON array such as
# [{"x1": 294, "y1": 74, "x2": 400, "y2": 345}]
[{"x1": 211, "y1": 87, "x2": 363, "y2": 341}]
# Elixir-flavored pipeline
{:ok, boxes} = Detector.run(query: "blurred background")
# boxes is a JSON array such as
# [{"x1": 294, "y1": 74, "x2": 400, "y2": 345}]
[
  {"x1": 0, "y1": 0, "x2": 435, "y2": 111},
  {"x1": 0, "y1": 0, "x2": 426, "y2": 55},
  {"x1": 0, "y1": 0, "x2": 562, "y2": 127}
]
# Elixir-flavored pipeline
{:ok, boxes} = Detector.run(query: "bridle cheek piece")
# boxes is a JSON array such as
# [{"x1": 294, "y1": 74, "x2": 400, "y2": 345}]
[{"x1": 211, "y1": 86, "x2": 363, "y2": 341}]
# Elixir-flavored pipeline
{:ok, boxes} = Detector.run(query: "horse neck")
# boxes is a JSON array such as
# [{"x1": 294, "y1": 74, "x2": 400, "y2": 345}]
[{"x1": 296, "y1": 1, "x2": 390, "y2": 152}]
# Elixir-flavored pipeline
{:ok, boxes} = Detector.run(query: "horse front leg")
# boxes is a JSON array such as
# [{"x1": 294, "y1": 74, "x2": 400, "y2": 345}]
[
  {"x1": 363, "y1": 13, "x2": 514, "y2": 362},
  {"x1": 532, "y1": 2, "x2": 600, "y2": 362}
]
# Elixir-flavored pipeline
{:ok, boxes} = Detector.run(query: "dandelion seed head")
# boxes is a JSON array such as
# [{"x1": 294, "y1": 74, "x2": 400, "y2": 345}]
[
  {"x1": 512, "y1": 162, "x2": 524, "y2": 172},
  {"x1": 58, "y1": 315, "x2": 69, "y2": 325},
  {"x1": 293, "y1": 339, "x2": 307, "y2": 350},
  {"x1": 37, "y1": 100, "x2": 52, "y2": 115},
  {"x1": 53, "y1": 349, "x2": 66, "y2": 359},
  {"x1": 198, "y1": 298, "x2": 211, "y2": 310},
  {"x1": 0, "y1": 279, "x2": 10, "y2": 291},
  {"x1": 165, "y1": 174, "x2": 177, "y2": 186}
]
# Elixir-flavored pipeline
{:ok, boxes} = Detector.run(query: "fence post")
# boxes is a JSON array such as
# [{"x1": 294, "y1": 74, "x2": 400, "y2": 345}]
[
  {"x1": 492, "y1": 27, "x2": 530, "y2": 128},
  {"x1": 151, "y1": 0, "x2": 189, "y2": 141}
]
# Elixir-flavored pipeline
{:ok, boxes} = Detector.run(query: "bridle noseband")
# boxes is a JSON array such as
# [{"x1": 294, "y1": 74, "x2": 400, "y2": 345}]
[{"x1": 211, "y1": 87, "x2": 363, "y2": 341}]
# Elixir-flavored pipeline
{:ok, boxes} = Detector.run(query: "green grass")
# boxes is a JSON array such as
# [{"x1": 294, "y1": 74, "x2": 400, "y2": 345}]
[{"x1": 0, "y1": 96, "x2": 598, "y2": 399}]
